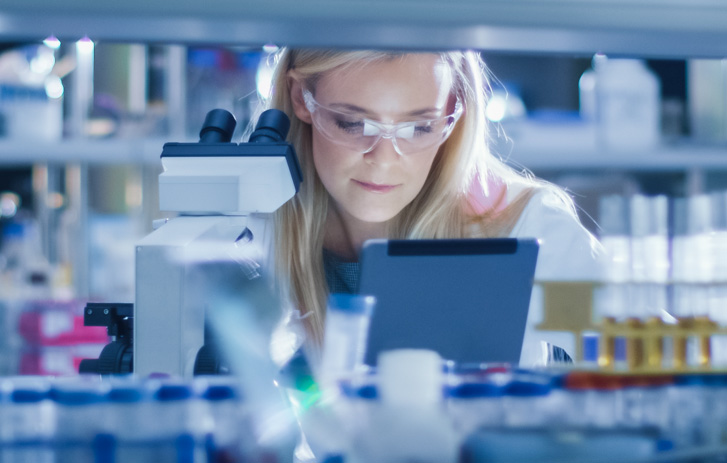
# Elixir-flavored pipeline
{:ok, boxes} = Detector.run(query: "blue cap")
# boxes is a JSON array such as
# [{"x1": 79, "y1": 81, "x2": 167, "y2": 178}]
[
  {"x1": 109, "y1": 385, "x2": 146, "y2": 403},
  {"x1": 504, "y1": 380, "x2": 551, "y2": 397},
  {"x1": 674, "y1": 374, "x2": 706, "y2": 387},
  {"x1": 448, "y1": 382, "x2": 504, "y2": 399},
  {"x1": 2, "y1": 222, "x2": 23, "y2": 238},
  {"x1": 11, "y1": 388, "x2": 49, "y2": 403},
  {"x1": 155, "y1": 383, "x2": 193, "y2": 402},
  {"x1": 327, "y1": 294, "x2": 376, "y2": 316},
  {"x1": 50, "y1": 385, "x2": 108, "y2": 406},
  {"x1": 703, "y1": 374, "x2": 727, "y2": 388},
  {"x1": 203, "y1": 384, "x2": 238, "y2": 401},
  {"x1": 340, "y1": 381, "x2": 378, "y2": 400}
]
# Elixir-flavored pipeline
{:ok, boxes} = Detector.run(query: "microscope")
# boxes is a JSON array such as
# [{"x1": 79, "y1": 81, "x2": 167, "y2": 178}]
[{"x1": 80, "y1": 108, "x2": 302, "y2": 377}]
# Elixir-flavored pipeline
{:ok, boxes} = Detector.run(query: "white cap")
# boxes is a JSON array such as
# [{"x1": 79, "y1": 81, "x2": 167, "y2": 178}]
[{"x1": 377, "y1": 349, "x2": 442, "y2": 406}]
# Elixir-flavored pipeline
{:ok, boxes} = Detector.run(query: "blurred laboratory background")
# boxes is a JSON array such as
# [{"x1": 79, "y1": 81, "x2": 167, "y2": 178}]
[{"x1": 1, "y1": 38, "x2": 727, "y2": 376}]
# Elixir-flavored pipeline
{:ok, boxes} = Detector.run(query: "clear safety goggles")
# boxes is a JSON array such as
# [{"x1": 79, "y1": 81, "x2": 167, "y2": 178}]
[{"x1": 303, "y1": 89, "x2": 463, "y2": 156}]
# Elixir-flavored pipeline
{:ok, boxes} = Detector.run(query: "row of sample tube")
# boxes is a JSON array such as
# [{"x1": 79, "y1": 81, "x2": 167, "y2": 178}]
[
  {"x1": 332, "y1": 365, "x2": 727, "y2": 463},
  {"x1": 597, "y1": 191, "x2": 727, "y2": 324},
  {"x1": 0, "y1": 375, "x2": 292, "y2": 463}
]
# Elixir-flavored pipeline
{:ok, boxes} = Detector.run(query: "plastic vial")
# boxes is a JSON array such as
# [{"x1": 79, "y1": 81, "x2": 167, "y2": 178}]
[
  {"x1": 0, "y1": 377, "x2": 55, "y2": 463},
  {"x1": 105, "y1": 377, "x2": 159, "y2": 462},
  {"x1": 446, "y1": 376, "x2": 505, "y2": 435},
  {"x1": 148, "y1": 381, "x2": 206, "y2": 462},
  {"x1": 563, "y1": 372, "x2": 624, "y2": 430},
  {"x1": 701, "y1": 374, "x2": 727, "y2": 448},
  {"x1": 502, "y1": 375, "x2": 553, "y2": 428},
  {"x1": 49, "y1": 378, "x2": 110, "y2": 463},
  {"x1": 348, "y1": 349, "x2": 459, "y2": 463},
  {"x1": 667, "y1": 375, "x2": 708, "y2": 449},
  {"x1": 197, "y1": 378, "x2": 254, "y2": 461},
  {"x1": 620, "y1": 376, "x2": 672, "y2": 432},
  {"x1": 320, "y1": 294, "x2": 376, "y2": 387}
]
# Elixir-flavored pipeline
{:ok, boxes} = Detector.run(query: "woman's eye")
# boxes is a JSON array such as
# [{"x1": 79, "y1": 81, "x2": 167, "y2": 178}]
[
  {"x1": 413, "y1": 123, "x2": 435, "y2": 136},
  {"x1": 334, "y1": 118, "x2": 364, "y2": 134}
]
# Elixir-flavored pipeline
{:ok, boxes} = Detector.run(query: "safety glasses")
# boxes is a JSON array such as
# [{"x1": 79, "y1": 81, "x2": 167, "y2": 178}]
[{"x1": 303, "y1": 89, "x2": 463, "y2": 156}]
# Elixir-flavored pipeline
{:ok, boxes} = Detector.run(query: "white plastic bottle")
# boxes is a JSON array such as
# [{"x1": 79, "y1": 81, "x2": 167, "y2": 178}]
[
  {"x1": 49, "y1": 378, "x2": 110, "y2": 463},
  {"x1": 0, "y1": 376, "x2": 55, "y2": 463},
  {"x1": 597, "y1": 59, "x2": 661, "y2": 151},
  {"x1": 348, "y1": 349, "x2": 459, "y2": 463},
  {"x1": 106, "y1": 377, "x2": 158, "y2": 462}
]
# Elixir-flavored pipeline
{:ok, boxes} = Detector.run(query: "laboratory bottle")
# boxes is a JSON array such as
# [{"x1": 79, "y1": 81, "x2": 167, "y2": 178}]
[
  {"x1": 348, "y1": 349, "x2": 459, "y2": 463},
  {"x1": 460, "y1": 427, "x2": 660, "y2": 463},
  {"x1": 502, "y1": 373, "x2": 554, "y2": 428},
  {"x1": 319, "y1": 294, "x2": 376, "y2": 388},
  {"x1": 197, "y1": 378, "x2": 257, "y2": 462},
  {"x1": 700, "y1": 374, "x2": 727, "y2": 449},
  {"x1": 596, "y1": 59, "x2": 661, "y2": 151},
  {"x1": 49, "y1": 378, "x2": 110, "y2": 463},
  {"x1": 561, "y1": 372, "x2": 623, "y2": 430},
  {"x1": 105, "y1": 377, "x2": 159, "y2": 462},
  {"x1": 445, "y1": 375, "x2": 505, "y2": 434},
  {"x1": 148, "y1": 381, "x2": 207, "y2": 462},
  {"x1": 0, "y1": 376, "x2": 55, "y2": 463},
  {"x1": 620, "y1": 375, "x2": 672, "y2": 433},
  {"x1": 666, "y1": 375, "x2": 709, "y2": 449}
]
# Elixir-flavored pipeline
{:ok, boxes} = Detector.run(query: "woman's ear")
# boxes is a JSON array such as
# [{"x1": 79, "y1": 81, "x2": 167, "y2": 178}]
[{"x1": 288, "y1": 77, "x2": 313, "y2": 124}]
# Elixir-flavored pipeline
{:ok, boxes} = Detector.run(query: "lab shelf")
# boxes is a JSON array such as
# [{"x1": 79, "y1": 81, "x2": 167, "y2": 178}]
[
  {"x1": 0, "y1": 138, "x2": 168, "y2": 165},
  {"x1": 503, "y1": 143, "x2": 727, "y2": 172},
  {"x1": 1, "y1": 0, "x2": 727, "y2": 58},
  {"x1": 2, "y1": 136, "x2": 727, "y2": 171}
]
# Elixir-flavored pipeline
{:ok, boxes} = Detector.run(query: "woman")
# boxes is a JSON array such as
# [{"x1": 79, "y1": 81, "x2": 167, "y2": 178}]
[{"x1": 259, "y1": 48, "x2": 603, "y2": 366}]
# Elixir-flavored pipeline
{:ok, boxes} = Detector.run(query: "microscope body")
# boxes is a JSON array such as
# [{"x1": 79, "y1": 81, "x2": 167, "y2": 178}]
[
  {"x1": 134, "y1": 215, "x2": 273, "y2": 377},
  {"x1": 133, "y1": 109, "x2": 301, "y2": 378}
]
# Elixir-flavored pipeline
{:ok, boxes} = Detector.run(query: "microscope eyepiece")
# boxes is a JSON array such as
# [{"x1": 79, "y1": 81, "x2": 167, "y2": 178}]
[
  {"x1": 199, "y1": 109, "x2": 237, "y2": 143},
  {"x1": 249, "y1": 109, "x2": 290, "y2": 143}
]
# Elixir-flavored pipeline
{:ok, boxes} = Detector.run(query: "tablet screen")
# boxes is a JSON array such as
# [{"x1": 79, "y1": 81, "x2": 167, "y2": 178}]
[{"x1": 358, "y1": 238, "x2": 539, "y2": 366}]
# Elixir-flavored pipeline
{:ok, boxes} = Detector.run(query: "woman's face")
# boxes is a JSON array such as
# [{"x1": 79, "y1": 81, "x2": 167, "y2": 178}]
[{"x1": 295, "y1": 54, "x2": 454, "y2": 225}]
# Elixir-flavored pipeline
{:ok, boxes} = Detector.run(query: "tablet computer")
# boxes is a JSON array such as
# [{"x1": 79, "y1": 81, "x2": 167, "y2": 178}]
[{"x1": 358, "y1": 238, "x2": 539, "y2": 366}]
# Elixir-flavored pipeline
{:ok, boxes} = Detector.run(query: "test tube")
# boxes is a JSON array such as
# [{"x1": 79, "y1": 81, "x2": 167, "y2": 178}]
[
  {"x1": 596, "y1": 195, "x2": 631, "y2": 368},
  {"x1": 630, "y1": 195, "x2": 670, "y2": 369},
  {"x1": 630, "y1": 195, "x2": 670, "y2": 319},
  {"x1": 709, "y1": 191, "x2": 727, "y2": 366},
  {"x1": 596, "y1": 195, "x2": 631, "y2": 319}
]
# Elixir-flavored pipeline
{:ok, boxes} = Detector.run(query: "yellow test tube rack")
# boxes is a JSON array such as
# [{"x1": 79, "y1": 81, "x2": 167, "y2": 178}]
[{"x1": 538, "y1": 282, "x2": 727, "y2": 374}]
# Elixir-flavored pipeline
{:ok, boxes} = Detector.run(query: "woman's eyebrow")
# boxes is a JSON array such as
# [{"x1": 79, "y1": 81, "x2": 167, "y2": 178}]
[
  {"x1": 405, "y1": 107, "x2": 440, "y2": 117},
  {"x1": 329, "y1": 102, "x2": 374, "y2": 116}
]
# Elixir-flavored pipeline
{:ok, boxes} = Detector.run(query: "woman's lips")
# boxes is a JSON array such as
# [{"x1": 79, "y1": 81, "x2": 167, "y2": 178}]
[{"x1": 353, "y1": 179, "x2": 399, "y2": 193}]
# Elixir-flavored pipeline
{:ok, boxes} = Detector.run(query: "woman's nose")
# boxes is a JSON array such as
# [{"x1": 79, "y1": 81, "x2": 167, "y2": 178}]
[{"x1": 364, "y1": 136, "x2": 401, "y2": 165}]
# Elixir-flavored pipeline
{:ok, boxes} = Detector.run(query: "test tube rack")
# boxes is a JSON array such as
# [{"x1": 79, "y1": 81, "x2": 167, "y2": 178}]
[{"x1": 538, "y1": 281, "x2": 727, "y2": 374}]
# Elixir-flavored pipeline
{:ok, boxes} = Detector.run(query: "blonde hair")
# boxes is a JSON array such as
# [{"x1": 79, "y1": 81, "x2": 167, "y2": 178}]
[{"x1": 261, "y1": 49, "x2": 570, "y2": 345}]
